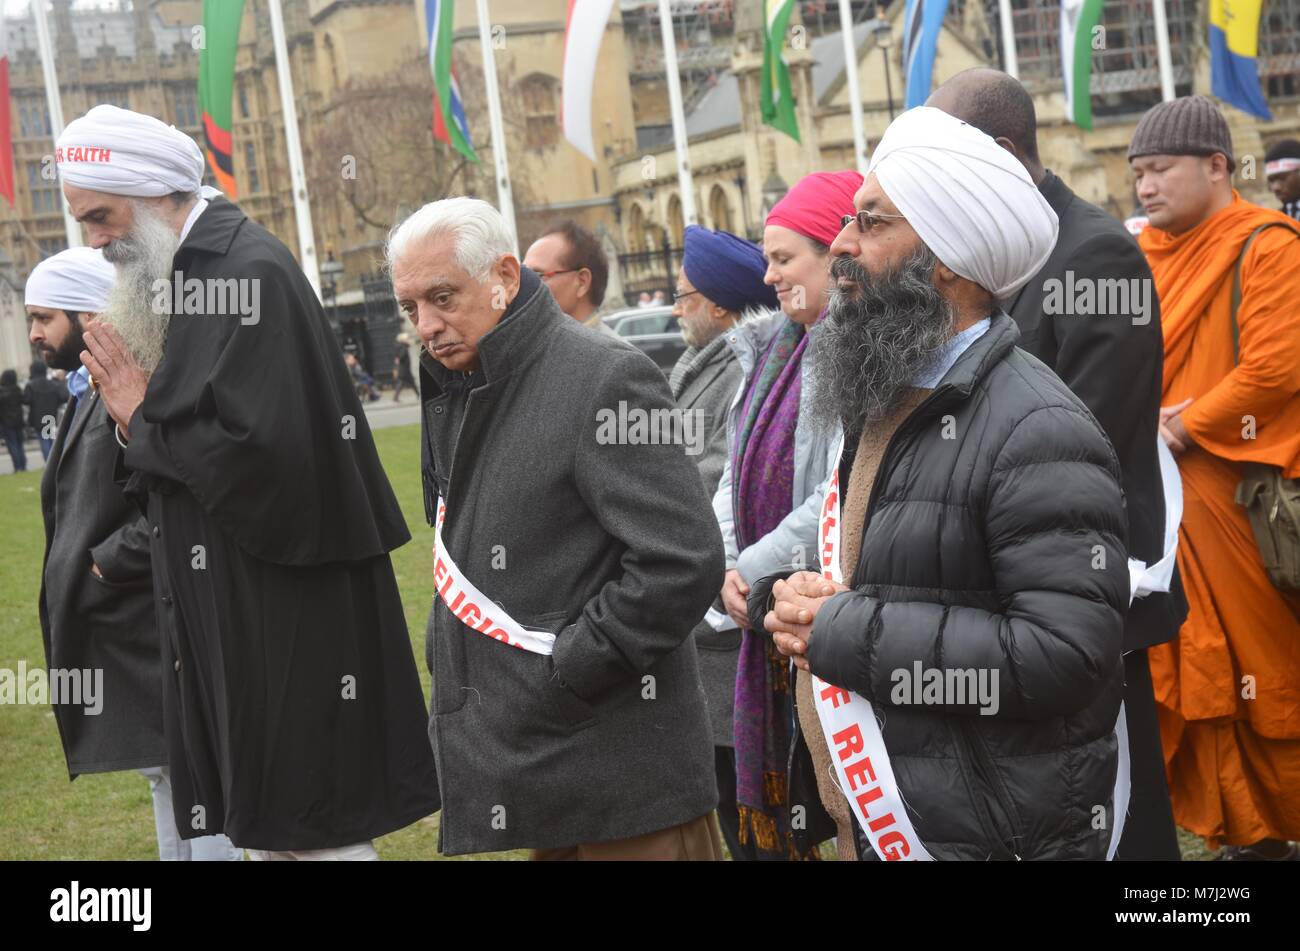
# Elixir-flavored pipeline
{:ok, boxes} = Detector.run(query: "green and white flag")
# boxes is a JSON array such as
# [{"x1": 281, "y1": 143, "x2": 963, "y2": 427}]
[
  {"x1": 761, "y1": 0, "x2": 800, "y2": 141},
  {"x1": 1061, "y1": 0, "x2": 1105, "y2": 129}
]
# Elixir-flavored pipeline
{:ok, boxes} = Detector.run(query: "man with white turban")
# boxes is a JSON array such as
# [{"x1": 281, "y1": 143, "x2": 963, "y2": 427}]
[
  {"x1": 756, "y1": 107, "x2": 1130, "y2": 860},
  {"x1": 928, "y1": 69, "x2": 1183, "y2": 862},
  {"x1": 29, "y1": 247, "x2": 240, "y2": 860},
  {"x1": 61, "y1": 105, "x2": 438, "y2": 859}
]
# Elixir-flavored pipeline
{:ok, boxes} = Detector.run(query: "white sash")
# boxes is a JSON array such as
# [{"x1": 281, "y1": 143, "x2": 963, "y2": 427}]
[
  {"x1": 812, "y1": 438, "x2": 935, "y2": 860},
  {"x1": 704, "y1": 606, "x2": 740, "y2": 632},
  {"x1": 433, "y1": 498, "x2": 557, "y2": 656},
  {"x1": 809, "y1": 433, "x2": 1179, "y2": 860},
  {"x1": 1127, "y1": 438, "x2": 1183, "y2": 601},
  {"x1": 1105, "y1": 436, "x2": 1183, "y2": 860}
]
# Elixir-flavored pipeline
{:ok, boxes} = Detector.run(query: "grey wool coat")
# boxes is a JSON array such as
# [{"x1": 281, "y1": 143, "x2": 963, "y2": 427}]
[
  {"x1": 669, "y1": 333, "x2": 743, "y2": 746},
  {"x1": 39, "y1": 390, "x2": 165, "y2": 777},
  {"x1": 419, "y1": 269, "x2": 725, "y2": 854}
]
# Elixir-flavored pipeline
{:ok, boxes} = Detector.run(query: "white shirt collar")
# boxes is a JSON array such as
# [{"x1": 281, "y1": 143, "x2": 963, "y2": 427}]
[
  {"x1": 911, "y1": 316, "x2": 991, "y2": 388},
  {"x1": 179, "y1": 197, "x2": 209, "y2": 245}
]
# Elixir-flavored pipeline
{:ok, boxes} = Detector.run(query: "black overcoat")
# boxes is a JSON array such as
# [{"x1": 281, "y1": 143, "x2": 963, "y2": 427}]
[
  {"x1": 119, "y1": 198, "x2": 439, "y2": 850},
  {"x1": 40, "y1": 391, "x2": 164, "y2": 775},
  {"x1": 1007, "y1": 172, "x2": 1186, "y2": 651}
]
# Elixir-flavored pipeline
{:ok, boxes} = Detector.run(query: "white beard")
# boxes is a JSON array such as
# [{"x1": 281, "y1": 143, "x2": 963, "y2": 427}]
[{"x1": 101, "y1": 201, "x2": 181, "y2": 374}]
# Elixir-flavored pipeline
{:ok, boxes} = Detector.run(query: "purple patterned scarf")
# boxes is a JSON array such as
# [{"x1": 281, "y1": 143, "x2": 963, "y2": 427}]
[{"x1": 730, "y1": 317, "x2": 818, "y2": 860}]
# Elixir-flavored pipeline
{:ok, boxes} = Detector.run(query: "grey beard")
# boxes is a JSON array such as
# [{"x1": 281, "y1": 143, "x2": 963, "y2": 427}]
[
  {"x1": 101, "y1": 201, "x2": 180, "y2": 374},
  {"x1": 810, "y1": 246, "x2": 956, "y2": 435}
]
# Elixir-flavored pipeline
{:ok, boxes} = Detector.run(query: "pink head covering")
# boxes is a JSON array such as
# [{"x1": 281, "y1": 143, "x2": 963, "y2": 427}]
[{"x1": 765, "y1": 170, "x2": 864, "y2": 247}]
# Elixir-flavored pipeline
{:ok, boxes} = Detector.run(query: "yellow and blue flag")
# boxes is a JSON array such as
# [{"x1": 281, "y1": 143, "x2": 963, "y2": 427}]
[{"x1": 1209, "y1": 0, "x2": 1271, "y2": 119}]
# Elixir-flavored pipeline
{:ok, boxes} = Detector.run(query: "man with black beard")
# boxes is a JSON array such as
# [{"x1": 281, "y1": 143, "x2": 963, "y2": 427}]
[
  {"x1": 61, "y1": 105, "x2": 438, "y2": 859},
  {"x1": 28, "y1": 247, "x2": 239, "y2": 859},
  {"x1": 758, "y1": 107, "x2": 1131, "y2": 860},
  {"x1": 927, "y1": 68, "x2": 1185, "y2": 861}
]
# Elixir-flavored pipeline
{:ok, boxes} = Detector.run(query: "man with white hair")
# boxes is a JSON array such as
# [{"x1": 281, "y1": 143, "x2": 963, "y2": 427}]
[
  {"x1": 65, "y1": 105, "x2": 438, "y2": 859},
  {"x1": 30, "y1": 247, "x2": 238, "y2": 860},
  {"x1": 759, "y1": 107, "x2": 1130, "y2": 860},
  {"x1": 390, "y1": 197, "x2": 726, "y2": 859}
]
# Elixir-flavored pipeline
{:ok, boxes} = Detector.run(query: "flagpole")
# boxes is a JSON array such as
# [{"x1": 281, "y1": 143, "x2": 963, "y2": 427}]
[
  {"x1": 267, "y1": 0, "x2": 320, "y2": 298},
  {"x1": 30, "y1": 0, "x2": 81, "y2": 248},
  {"x1": 473, "y1": 0, "x2": 517, "y2": 255},
  {"x1": 998, "y1": 0, "x2": 1019, "y2": 79},
  {"x1": 656, "y1": 0, "x2": 697, "y2": 227},
  {"x1": 1151, "y1": 0, "x2": 1175, "y2": 101},
  {"x1": 837, "y1": 0, "x2": 868, "y2": 174}
]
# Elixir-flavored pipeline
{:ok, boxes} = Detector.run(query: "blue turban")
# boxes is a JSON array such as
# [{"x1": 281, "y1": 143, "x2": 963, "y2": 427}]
[{"x1": 681, "y1": 225, "x2": 778, "y2": 312}]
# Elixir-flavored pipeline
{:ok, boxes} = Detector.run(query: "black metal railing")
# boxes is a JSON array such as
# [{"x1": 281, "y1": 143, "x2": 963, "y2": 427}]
[{"x1": 617, "y1": 238, "x2": 682, "y2": 306}]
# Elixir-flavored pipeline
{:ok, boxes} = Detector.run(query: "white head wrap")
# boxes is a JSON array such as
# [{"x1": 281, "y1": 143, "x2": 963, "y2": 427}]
[
  {"x1": 868, "y1": 106, "x2": 1059, "y2": 300},
  {"x1": 24, "y1": 247, "x2": 116, "y2": 314},
  {"x1": 56, "y1": 104, "x2": 206, "y2": 198}
]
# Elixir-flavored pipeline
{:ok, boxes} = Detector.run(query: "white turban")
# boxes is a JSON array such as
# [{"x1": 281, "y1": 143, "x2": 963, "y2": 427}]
[
  {"x1": 56, "y1": 104, "x2": 205, "y2": 197},
  {"x1": 868, "y1": 106, "x2": 1059, "y2": 300},
  {"x1": 24, "y1": 247, "x2": 116, "y2": 314}
]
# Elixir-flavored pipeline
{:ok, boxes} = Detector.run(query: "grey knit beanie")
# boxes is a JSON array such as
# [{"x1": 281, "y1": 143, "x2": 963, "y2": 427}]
[{"x1": 1127, "y1": 95, "x2": 1235, "y2": 167}]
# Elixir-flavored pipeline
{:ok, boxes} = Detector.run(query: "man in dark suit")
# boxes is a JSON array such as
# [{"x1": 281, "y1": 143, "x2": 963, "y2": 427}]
[
  {"x1": 27, "y1": 247, "x2": 238, "y2": 860},
  {"x1": 929, "y1": 69, "x2": 1188, "y2": 860}
]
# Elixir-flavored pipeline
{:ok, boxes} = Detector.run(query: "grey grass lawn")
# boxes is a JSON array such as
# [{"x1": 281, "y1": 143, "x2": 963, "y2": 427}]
[{"x1": 0, "y1": 421, "x2": 1208, "y2": 861}]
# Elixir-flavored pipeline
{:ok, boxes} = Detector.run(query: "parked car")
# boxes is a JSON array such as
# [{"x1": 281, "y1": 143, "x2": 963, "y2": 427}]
[{"x1": 603, "y1": 306, "x2": 687, "y2": 370}]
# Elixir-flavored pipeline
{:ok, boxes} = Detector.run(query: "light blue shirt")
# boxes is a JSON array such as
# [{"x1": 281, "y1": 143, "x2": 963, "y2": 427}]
[
  {"x1": 910, "y1": 317, "x2": 991, "y2": 388},
  {"x1": 67, "y1": 365, "x2": 91, "y2": 402}
]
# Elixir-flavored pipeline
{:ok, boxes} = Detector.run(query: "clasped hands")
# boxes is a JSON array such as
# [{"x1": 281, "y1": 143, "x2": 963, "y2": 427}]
[
  {"x1": 764, "y1": 570, "x2": 848, "y2": 672},
  {"x1": 80, "y1": 319, "x2": 149, "y2": 440}
]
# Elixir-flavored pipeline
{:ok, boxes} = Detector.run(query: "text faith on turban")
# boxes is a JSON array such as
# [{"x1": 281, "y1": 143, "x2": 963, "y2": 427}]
[{"x1": 55, "y1": 146, "x2": 113, "y2": 164}]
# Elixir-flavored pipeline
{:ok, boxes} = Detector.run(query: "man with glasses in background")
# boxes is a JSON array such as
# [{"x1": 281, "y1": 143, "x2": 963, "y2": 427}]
[{"x1": 524, "y1": 219, "x2": 624, "y2": 341}]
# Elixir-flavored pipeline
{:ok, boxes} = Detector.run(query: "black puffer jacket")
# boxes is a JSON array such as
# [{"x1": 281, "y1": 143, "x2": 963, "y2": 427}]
[{"x1": 794, "y1": 313, "x2": 1128, "y2": 861}]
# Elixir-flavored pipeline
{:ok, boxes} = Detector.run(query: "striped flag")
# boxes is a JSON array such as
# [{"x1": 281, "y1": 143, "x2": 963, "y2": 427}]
[
  {"x1": 198, "y1": 0, "x2": 244, "y2": 197},
  {"x1": 562, "y1": 0, "x2": 616, "y2": 160},
  {"x1": 427, "y1": 0, "x2": 477, "y2": 162},
  {"x1": 1210, "y1": 0, "x2": 1272, "y2": 119},
  {"x1": 761, "y1": 0, "x2": 800, "y2": 141},
  {"x1": 0, "y1": 24, "x2": 13, "y2": 207},
  {"x1": 902, "y1": 0, "x2": 948, "y2": 109},
  {"x1": 1060, "y1": 0, "x2": 1104, "y2": 129}
]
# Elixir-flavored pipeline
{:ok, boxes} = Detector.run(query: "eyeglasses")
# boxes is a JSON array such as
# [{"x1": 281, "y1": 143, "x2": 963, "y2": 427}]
[
  {"x1": 840, "y1": 211, "x2": 908, "y2": 233},
  {"x1": 537, "y1": 268, "x2": 579, "y2": 281},
  {"x1": 672, "y1": 289, "x2": 702, "y2": 302}
]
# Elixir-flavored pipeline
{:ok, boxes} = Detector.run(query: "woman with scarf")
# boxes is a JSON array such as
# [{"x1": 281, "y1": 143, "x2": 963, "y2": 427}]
[{"x1": 711, "y1": 170, "x2": 862, "y2": 859}]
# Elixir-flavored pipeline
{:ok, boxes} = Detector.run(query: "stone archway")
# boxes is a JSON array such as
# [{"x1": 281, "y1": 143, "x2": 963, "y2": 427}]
[
  {"x1": 708, "y1": 184, "x2": 734, "y2": 233},
  {"x1": 666, "y1": 194, "x2": 684, "y2": 247}
]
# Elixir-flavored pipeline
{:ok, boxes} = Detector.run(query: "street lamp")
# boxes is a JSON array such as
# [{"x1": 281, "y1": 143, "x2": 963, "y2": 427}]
[
  {"x1": 733, "y1": 171, "x2": 749, "y2": 238},
  {"x1": 760, "y1": 168, "x2": 789, "y2": 224},
  {"x1": 864, "y1": 11, "x2": 896, "y2": 121},
  {"x1": 320, "y1": 251, "x2": 344, "y2": 315},
  {"x1": 320, "y1": 251, "x2": 345, "y2": 353}
]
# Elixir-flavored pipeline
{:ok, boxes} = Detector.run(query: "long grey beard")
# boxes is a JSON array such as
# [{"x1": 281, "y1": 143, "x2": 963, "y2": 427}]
[
  {"x1": 810, "y1": 246, "x2": 956, "y2": 435},
  {"x1": 101, "y1": 201, "x2": 180, "y2": 374}
]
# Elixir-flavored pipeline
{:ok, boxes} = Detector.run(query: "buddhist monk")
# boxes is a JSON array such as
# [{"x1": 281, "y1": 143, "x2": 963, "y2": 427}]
[{"x1": 1131, "y1": 96, "x2": 1300, "y2": 860}]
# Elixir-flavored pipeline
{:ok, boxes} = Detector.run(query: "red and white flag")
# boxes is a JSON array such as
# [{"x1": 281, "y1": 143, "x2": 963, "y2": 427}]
[
  {"x1": 561, "y1": 0, "x2": 616, "y2": 160},
  {"x1": 0, "y1": 24, "x2": 15, "y2": 207}
]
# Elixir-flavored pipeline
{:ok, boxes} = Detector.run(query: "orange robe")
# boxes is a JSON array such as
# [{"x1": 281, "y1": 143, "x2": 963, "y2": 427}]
[{"x1": 1140, "y1": 194, "x2": 1300, "y2": 848}]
